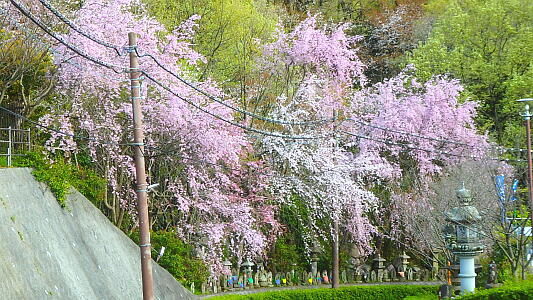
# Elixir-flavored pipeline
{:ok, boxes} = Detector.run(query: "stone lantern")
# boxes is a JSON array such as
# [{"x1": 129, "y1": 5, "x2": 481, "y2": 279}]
[
  {"x1": 372, "y1": 254, "x2": 386, "y2": 282},
  {"x1": 398, "y1": 252, "x2": 410, "y2": 281},
  {"x1": 399, "y1": 252, "x2": 410, "y2": 270},
  {"x1": 222, "y1": 260, "x2": 233, "y2": 291},
  {"x1": 242, "y1": 259, "x2": 254, "y2": 274},
  {"x1": 310, "y1": 243, "x2": 321, "y2": 275},
  {"x1": 445, "y1": 184, "x2": 484, "y2": 294},
  {"x1": 241, "y1": 259, "x2": 254, "y2": 289}
]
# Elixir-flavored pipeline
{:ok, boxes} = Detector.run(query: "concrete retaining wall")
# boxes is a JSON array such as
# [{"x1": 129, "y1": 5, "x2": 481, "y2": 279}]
[{"x1": 0, "y1": 168, "x2": 195, "y2": 300}]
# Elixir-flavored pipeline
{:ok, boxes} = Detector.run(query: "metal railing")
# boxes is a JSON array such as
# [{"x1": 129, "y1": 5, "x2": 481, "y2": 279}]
[{"x1": 0, "y1": 127, "x2": 31, "y2": 166}]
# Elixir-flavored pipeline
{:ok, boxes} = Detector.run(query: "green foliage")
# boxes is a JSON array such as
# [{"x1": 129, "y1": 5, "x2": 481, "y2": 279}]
[
  {"x1": 12, "y1": 149, "x2": 106, "y2": 208},
  {"x1": 270, "y1": 235, "x2": 307, "y2": 273},
  {"x1": 142, "y1": 0, "x2": 277, "y2": 86},
  {"x1": 14, "y1": 151, "x2": 72, "y2": 207},
  {"x1": 403, "y1": 295, "x2": 438, "y2": 300},
  {"x1": 409, "y1": 0, "x2": 533, "y2": 144},
  {"x1": 457, "y1": 279, "x2": 533, "y2": 299},
  {"x1": 0, "y1": 28, "x2": 56, "y2": 112},
  {"x1": 129, "y1": 230, "x2": 209, "y2": 288},
  {"x1": 210, "y1": 285, "x2": 438, "y2": 299}
]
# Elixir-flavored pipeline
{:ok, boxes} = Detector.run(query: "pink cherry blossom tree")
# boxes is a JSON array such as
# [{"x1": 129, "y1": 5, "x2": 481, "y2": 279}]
[
  {"x1": 253, "y1": 15, "x2": 493, "y2": 264},
  {"x1": 24, "y1": 0, "x2": 279, "y2": 275}
]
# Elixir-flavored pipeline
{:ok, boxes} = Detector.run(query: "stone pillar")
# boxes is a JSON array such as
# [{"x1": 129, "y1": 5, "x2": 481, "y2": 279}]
[
  {"x1": 458, "y1": 254, "x2": 476, "y2": 294},
  {"x1": 431, "y1": 257, "x2": 439, "y2": 280}
]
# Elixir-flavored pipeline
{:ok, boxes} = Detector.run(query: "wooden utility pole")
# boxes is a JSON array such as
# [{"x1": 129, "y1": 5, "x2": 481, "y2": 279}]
[
  {"x1": 331, "y1": 110, "x2": 340, "y2": 289},
  {"x1": 128, "y1": 32, "x2": 154, "y2": 300}
]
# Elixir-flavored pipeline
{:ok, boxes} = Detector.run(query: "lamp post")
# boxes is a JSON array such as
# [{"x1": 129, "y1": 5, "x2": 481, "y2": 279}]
[
  {"x1": 445, "y1": 184, "x2": 484, "y2": 294},
  {"x1": 517, "y1": 98, "x2": 533, "y2": 229}
]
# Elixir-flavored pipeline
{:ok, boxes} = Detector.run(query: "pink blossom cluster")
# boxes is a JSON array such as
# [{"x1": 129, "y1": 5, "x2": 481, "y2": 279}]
[{"x1": 36, "y1": 0, "x2": 278, "y2": 275}]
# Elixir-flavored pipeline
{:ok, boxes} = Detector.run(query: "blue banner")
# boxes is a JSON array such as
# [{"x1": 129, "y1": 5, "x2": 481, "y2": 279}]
[
  {"x1": 510, "y1": 179, "x2": 519, "y2": 202},
  {"x1": 495, "y1": 175, "x2": 506, "y2": 204},
  {"x1": 495, "y1": 175, "x2": 506, "y2": 224}
]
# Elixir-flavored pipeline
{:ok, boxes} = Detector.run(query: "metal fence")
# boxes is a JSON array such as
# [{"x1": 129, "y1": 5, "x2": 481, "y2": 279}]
[{"x1": 0, "y1": 127, "x2": 31, "y2": 166}]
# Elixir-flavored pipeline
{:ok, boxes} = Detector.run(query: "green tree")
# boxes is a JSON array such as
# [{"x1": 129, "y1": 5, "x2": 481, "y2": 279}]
[
  {"x1": 0, "y1": 28, "x2": 56, "y2": 123},
  {"x1": 142, "y1": 0, "x2": 278, "y2": 103},
  {"x1": 409, "y1": 0, "x2": 533, "y2": 144}
]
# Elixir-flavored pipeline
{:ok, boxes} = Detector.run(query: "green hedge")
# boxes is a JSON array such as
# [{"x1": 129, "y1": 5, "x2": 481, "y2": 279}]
[
  {"x1": 457, "y1": 280, "x2": 533, "y2": 300},
  {"x1": 210, "y1": 285, "x2": 438, "y2": 300}
]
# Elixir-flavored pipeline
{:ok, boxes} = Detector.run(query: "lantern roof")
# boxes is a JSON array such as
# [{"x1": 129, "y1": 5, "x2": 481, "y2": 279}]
[
  {"x1": 242, "y1": 259, "x2": 254, "y2": 267},
  {"x1": 223, "y1": 260, "x2": 232, "y2": 267}
]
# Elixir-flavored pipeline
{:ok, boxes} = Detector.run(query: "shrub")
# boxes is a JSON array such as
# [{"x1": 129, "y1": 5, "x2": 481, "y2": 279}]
[
  {"x1": 457, "y1": 280, "x2": 533, "y2": 300},
  {"x1": 13, "y1": 149, "x2": 106, "y2": 208},
  {"x1": 209, "y1": 284, "x2": 438, "y2": 299},
  {"x1": 129, "y1": 230, "x2": 209, "y2": 289}
]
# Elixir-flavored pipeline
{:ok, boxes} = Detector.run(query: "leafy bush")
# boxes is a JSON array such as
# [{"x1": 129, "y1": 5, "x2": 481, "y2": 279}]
[
  {"x1": 14, "y1": 151, "x2": 72, "y2": 207},
  {"x1": 403, "y1": 295, "x2": 438, "y2": 300},
  {"x1": 13, "y1": 150, "x2": 106, "y2": 208},
  {"x1": 129, "y1": 230, "x2": 209, "y2": 289},
  {"x1": 457, "y1": 280, "x2": 533, "y2": 300},
  {"x1": 209, "y1": 285, "x2": 438, "y2": 299}
]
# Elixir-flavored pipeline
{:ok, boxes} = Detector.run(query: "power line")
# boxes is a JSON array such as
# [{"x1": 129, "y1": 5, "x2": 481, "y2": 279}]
[
  {"x1": 3, "y1": 101, "x2": 524, "y2": 173},
  {"x1": 0, "y1": 106, "x2": 132, "y2": 146},
  {"x1": 32, "y1": 0, "x2": 533, "y2": 155},
  {"x1": 135, "y1": 48, "x2": 335, "y2": 126},
  {"x1": 345, "y1": 118, "x2": 469, "y2": 146},
  {"x1": 37, "y1": 0, "x2": 126, "y2": 56},
  {"x1": 34, "y1": 0, "x2": 335, "y2": 127},
  {"x1": 1, "y1": 102, "x2": 272, "y2": 176},
  {"x1": 6, "y1": 1, "x2": 330, "y2": 140},
  {"x1": 346, "y1": 118, "x2": 533, "y2": 155},
  {"x1": 10, "y1": 0, "x2": 530, "y2": 156},
  {"x1": 9, "y1": 0, "x2": 126, "y2": 73},
  {"x1": 142, "y1": 71, "x2": 329, "y2": 140},
  {"x1": 0, "y1": 7, "x2": 128, "y2": 84},
  {"x1": 342, "y1": 130, "x2": 524, "y2": 163}
]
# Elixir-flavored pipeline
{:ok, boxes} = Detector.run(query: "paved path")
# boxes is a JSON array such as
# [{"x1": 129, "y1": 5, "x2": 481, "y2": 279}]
[{"x1": 200, "y1": 280, "x2": 444, "y2": 298}]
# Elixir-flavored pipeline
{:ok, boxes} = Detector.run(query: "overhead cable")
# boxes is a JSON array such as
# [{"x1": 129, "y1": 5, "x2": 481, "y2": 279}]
[
  {"x1": 0, "y1": 106, "x2": 132, "y2": 146},
  {"x1": 135, "y1": 49, "x2": 335, "y2": 126},
  {"x1": 9, "y1": 0, "x2": 126, "y2": 73},
  {"x1": 11, "y1": 0, "x2": 529, "y2": 155},
  {"x1": 33, "y1": 0, "x2": 335, "y2": 127},
  {"x1": 345, "y1": 118, "x2": 469, "y2": 146},
  {"x1": 37, "y1": 0, "x2": 126, "y2": 56},
  {"x1": 0, "y1": 8, "x2": 128, "y2": 84},
  {"x1": 342, "y1": 130, "x2": 524, "y2": 163},
  {"x1": 34, "y1": 0, "x2": 527, "y2": 154},
  {"x1": 142, "y1": 72, "x2": 328, "y2": 140}
]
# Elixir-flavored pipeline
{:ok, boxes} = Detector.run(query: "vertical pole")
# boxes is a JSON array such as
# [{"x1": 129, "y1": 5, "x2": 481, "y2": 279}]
[
  {"x1": 128, "y1": 32, "x2": 154, "y2": 300},
  {"x1": 525, "y1": 114, "x2": 533, "y2": 229},
  {"x1": 27, "y1": 129, "x2": 31, "y2": 151},
  {"x1": 8, "y1": 126, "x2": 12, "y2": 166},
  {"x1": 331, "y1": 110, "x2": 340, "y2": 289},
  {"x1": 332, "y1": 220, "x2": 340, "y2": 288},
  {"x1": 447, "y1": 261, "x2": 452, "y2": 285}
]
